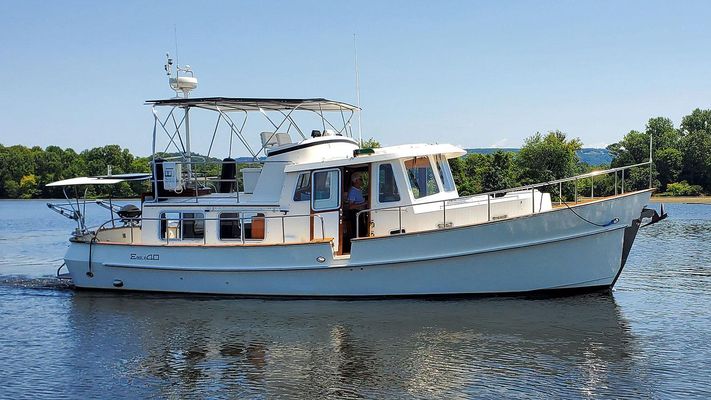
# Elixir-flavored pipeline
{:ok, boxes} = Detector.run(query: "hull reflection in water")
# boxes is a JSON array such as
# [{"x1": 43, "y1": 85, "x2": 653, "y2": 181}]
[{"x1": 67, "y1": 293, "x2": 651, "y2": 398}]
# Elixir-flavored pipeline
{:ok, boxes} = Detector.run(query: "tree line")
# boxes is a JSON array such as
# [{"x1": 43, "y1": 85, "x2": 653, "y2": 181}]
[
  {"x1": 449, "y1": 108, "x2": 710, "y2": 198},
  {"x1": 1, "y1": 108, "x2": 709, "y2": 199}
]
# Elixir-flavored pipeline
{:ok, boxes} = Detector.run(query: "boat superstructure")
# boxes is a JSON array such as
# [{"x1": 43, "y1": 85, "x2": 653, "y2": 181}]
[{"x1": 47, "y1": 61, "x2": 666, "y2": 297}]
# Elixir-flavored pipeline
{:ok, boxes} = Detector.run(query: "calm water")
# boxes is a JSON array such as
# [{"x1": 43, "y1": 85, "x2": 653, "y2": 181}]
[{"x1": 1, "y1": 200, "x2": 709, "y2": 399}]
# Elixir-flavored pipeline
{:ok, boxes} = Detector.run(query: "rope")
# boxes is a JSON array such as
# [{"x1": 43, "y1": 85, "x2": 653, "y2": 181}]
[{"x1": 560, "y1": 199, "x2": 619, "y2": 227}]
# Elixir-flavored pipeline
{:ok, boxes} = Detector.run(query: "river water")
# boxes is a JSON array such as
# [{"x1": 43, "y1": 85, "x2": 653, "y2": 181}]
[{"x1": 1, "y1": 200, "x2": 709, "y2": 399}]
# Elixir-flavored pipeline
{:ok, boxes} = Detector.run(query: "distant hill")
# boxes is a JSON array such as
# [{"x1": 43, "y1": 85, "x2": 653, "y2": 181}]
[{"x1": 465, "y1": 148, "x2": 612, "y2": 166}]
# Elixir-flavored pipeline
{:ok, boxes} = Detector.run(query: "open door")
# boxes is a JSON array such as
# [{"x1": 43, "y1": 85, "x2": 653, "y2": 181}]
[
  {"x1": 310, "y1": 168, "x2": 342, "y2": 252},
  {"x1": 341, "y1": 166, "x2": 371, "y2": 255}
]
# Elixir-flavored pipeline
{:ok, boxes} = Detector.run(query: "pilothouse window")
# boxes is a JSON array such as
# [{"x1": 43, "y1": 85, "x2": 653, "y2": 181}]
[
  {"x1": 378, "y1": 163, "x2": 400, "y2": 203},
  {"x1": 293, "y1": 172, "x2": 311, "y2": 201},
  {"x1": 405, "y1": 157, "x2": 440, "y2": 199},
  {"x1": 436, "y1": 155, "x2": 456, "y2": 192}
]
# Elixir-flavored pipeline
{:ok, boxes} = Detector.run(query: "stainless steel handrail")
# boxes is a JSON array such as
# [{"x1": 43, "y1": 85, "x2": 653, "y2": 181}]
[
  {"x1": 356, "y1": 161, "x2": 652, "y2": 237},
  {"x1": 89, "y1": 213, "x2": 326, "y2": 245}
]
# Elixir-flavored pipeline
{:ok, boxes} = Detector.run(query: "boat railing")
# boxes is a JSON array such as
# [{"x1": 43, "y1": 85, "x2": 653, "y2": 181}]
[
  {"x1": 148, "y1": 159, "x2": 285, "y2": 203},
  {"x1": 356, "y1": 160, "x2": 652, "y2": 237},
  {"x1": 89, "y1": 212, "x2": 326, "y2": 245}
]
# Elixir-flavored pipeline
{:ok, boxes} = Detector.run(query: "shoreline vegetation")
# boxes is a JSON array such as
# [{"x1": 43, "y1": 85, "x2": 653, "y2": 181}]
[
  {"x1": 651, "y1": 195, "x2": 711, "y2": 204},
  {"x1": 1, "y1": 108, "x2": 709, "y2": 200}
]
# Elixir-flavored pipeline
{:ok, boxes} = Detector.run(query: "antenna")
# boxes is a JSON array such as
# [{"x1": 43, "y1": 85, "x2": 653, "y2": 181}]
[
  {"x1": 353, "y1": 34, "x2": 363, "y2": 146},
  {"x1": 174, "y1": 25, "x2": 179, "y2": 69}
]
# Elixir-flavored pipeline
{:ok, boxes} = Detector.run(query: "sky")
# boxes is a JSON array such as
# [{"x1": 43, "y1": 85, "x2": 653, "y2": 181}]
[{"x1": 1, "y1": 1, "x2": 710, "y2": 156}]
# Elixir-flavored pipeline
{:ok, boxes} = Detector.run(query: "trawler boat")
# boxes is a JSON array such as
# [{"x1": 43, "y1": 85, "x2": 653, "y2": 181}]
[{"x1": 47, "y1": 61, "x2": 665, "y2": 297}]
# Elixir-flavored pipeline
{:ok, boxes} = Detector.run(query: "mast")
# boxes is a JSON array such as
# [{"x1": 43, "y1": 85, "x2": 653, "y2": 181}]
[{"x1": 165, "y1": 54, "x2": 198, "y2": 185}]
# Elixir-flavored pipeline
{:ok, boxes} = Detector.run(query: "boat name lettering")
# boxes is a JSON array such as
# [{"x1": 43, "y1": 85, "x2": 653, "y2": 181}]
[{"x1": 130, "y1": 253, "x2": 160, "y2": 261}]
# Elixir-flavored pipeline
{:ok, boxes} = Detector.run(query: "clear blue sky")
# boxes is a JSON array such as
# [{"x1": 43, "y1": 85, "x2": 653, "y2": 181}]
[{"x1": 1, "y1": 1, "x2": 710, "y2": 155}]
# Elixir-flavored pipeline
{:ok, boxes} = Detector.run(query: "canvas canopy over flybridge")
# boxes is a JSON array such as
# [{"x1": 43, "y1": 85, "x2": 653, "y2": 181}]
[{"x1": 145, "y1": 97, "x2": 360, "y2": 112}]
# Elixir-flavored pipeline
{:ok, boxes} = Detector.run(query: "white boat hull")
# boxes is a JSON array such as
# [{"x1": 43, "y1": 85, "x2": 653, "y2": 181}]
[{"x1": 63, "y1": 190, "x2": 652, "y2": 297}]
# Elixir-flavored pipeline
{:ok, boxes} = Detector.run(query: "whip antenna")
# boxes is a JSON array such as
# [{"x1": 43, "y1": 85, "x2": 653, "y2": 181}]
[{"x1": 353, "y1": 34, "x2": 363, "y2": 146}]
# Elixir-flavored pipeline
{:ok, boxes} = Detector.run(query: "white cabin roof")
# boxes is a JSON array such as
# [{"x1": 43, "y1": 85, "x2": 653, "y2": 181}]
[{"x1": 283, "y1": 143, "x2": 466, "y2": 172}]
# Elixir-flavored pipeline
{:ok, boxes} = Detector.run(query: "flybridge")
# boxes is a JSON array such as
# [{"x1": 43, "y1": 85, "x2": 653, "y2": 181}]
[{"x1": 151, "y1": 55, "x2": 360, "y2": 163}]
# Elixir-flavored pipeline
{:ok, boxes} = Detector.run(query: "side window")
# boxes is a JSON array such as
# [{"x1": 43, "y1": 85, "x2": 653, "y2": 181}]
[
  {"x1": 219, "y1": 212, "x2": 265, "y2": 241},
  {"x1": 219, "y1": 213, "x2": 241, "y2": 240},
  {"x1": 311, "y1": 169, "x2": 340, "y2": 211},
  {"x1": 436, "y1": 155, "x2": 456, "y2": 192},
  {"x1": 160, "y1": 212, "x2": 181, "y2": 239},
  {"x1": 404, "y1": 157, "x2": 440, "y2": 199},
  {"x1": 378, "y1": 163, "x2": 400, "y2": 203},
  {"x1": 243, "y1": 213, "x2": 266, "y2": 240},
  {"x1": 182, "y1": 213, "x2": 205, "y2": 239},
  {"x1": 160, "y1": 212, "x2": 204, "y2": 240},
  {"x1": 293, "y1": 172, "x2": 311, "y2": 201}
]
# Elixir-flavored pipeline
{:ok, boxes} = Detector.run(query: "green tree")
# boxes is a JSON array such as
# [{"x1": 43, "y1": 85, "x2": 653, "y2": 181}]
[
  {"x1": 516, "y1": 130, "x2": 582, "y2": 184},
  {"x1": 646, "y1": 117, "x2": 680, "y2": 151},
  {"x1": 482, "y1": 150, "x2": 514, "y2": 192},
  {"x1": 360, "y1": 137, "x2": 381, "y2": 149},
  {"x1": 655, "y1": 148, "x2": 683, "y2": 192},
  {"x1": 680, "y1": 129, "x2": 711, "y2": 190},
  {"x1": 19, "y1": 174, "x2": 39, "y2": 199}
]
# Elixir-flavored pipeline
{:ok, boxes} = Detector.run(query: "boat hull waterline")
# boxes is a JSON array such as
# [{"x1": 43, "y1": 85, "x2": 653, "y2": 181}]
[{"x1": 62, "y1": 190, "x2": 652, "y2": 297}]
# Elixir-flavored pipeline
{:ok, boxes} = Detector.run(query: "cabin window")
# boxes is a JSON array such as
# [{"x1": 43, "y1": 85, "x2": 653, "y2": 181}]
[
  {"x1": 311, "y1": 169, "x2": 340, "y2": 211},
  {"x1": 293, "y1": 172, "x2": 311, "y2": 201},
  {"x1": 436, "y1": 155, "x2": 456, "y2": 192},
  {"x1": 219, "y1": 213, "x2": 241, "y2": 240},
  {"x1": 160, "y1": 212, "x2": 205, "y2": 240},
  {"x1": 378, "y1": 163, "x2": 400, "y2": 203},
  {"x1": 243, "y1": 213, "x2": 266, "y2": 240},
  {"x1": 404, "y1": 157, "x2": 440, "y2": 199},
  {"x1": 219, "y1": 212, "x2": 265, "y2": 240}
]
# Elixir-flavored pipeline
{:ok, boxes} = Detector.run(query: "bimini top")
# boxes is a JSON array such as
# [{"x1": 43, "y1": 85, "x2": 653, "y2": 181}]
[{"x1": 145, "y1": 97, "x2": 360, "y2": 112}]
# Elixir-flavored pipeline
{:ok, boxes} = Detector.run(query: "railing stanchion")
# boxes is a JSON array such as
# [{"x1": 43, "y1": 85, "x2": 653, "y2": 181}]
[
  {"x1": 487, "y1": 194, "x2": 491, "y2": 221},
  {"x1": 574, "y1": 179, "x2": 578, "y2": 203},
  {"x1": 559, "y1": 182, "x2": 562, "y2": 205},
  {"x1": 622, "y1": 170, "x2": 625, "y2": 194},
  {"x1": 591, "y1": 175, "x2": 594, "y2": 199},
  {"x1": 531, "y1": 187, "x2": 535, "y2": 213},
  {"x1": 282, "y1": 216, "x2": 286, "y2": 243},
  {"x1": 320, "y1": 215, "x2": 325, "y2": 239},
  {"x1": 615, "y1": 171, "x2": 618, "y2": 195},
  {"x1": 398, "y1": 206, "x2": 402, "y2": 233},
  {"x1": 442, "y1": 200, "x2": 446, "y2": 228}
]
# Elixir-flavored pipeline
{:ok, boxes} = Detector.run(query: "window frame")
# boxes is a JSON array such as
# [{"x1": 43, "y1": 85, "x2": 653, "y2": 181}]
[
  {"x1": 377, "y1": 162, "x2": 401, "y2": 204},
  {"x1": 435, "y1": 155, "x2": 456, "y2": 192},
  {"x1": 218, "y1": 212, "x2": 242, "y2": 241},
  {"x1": 159, "y1": 211, "x2": 205, "y2": 241},
  {"x1": 311, "y1": 168, "x2": 341, "y2": 211},
  {"x1": 403, "y1": 156, "x2": 442, "y2": 200},
  {"x1": 293, "y1": 172, "x2": 311, "y2": 202}
]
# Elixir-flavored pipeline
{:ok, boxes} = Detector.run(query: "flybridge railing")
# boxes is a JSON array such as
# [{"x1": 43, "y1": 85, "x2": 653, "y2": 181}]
[
  {"x1": 355, "y1": 160, "x2": 653, "y2": 237},
  {"x1": 88, "y1": 213, "x2": 326, "y2": 245},
  {"x1": 148, "y1": 159, "x2": 284, "y2": 203}
]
